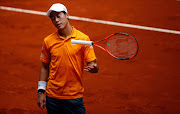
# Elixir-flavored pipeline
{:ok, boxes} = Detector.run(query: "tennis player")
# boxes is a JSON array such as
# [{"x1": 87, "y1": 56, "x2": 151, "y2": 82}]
[{"x1": 37, "y1": 3, "x2": 99, "y2": 114}]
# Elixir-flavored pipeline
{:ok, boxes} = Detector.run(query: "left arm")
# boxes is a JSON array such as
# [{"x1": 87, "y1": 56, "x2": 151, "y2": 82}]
[{"x1": 84, "y1": 59, "x2": 99, "y2": 73}]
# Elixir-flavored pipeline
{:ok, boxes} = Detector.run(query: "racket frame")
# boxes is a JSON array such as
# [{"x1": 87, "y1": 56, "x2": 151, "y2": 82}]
[
  {"x1": 93, "y1": 34, "x2": 115, "y2": 57},
  {"x1": 93, "y1": 32, "x2": 138, "y2": 60},
  {"x1": 71, "y1": 32, "x2": 139, "y2": 60}
]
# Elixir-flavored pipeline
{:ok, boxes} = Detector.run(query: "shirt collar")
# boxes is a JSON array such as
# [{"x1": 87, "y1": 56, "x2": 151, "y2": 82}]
[{"x1": 56, "y1": 26, "x2": 77, "y2": 40}]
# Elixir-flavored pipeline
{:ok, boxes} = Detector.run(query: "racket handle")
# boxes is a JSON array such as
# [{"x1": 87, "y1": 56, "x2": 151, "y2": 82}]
[{"x1": 71, "y1": 39, "x2": 93, "y2": 45}]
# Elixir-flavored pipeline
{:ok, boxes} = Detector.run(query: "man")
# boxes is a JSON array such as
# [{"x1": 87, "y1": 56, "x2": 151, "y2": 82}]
[{"x1": 37, "y1": 3, "x2": 99, "y2": 114}]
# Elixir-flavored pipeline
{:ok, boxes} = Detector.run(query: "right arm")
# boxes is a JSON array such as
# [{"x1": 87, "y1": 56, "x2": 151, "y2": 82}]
[
  {"x1": 39, "y1": 62, "x2": 49, "y2": 81},
  {"x1": 37, "y1": 62, "x2": 49, "y2": 110}
]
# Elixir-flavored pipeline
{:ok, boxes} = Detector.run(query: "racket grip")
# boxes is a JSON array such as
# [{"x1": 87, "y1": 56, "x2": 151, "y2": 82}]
[{"x1": 71, "y1": 39, "x2": 93, "y2": 45}]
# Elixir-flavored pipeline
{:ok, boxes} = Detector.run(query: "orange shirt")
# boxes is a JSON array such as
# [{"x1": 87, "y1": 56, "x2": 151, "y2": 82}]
[{"x1": 40, "y1": 27, "x2": 96, "y2": 99}]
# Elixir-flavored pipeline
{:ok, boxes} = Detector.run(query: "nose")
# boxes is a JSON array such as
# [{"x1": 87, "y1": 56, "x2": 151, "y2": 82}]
[{"x1": 55, "y1": 17, "x2": 59, "y2": 23}]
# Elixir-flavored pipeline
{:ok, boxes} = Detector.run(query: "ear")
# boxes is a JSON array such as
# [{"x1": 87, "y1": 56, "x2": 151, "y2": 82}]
[{"x1": 66, "y1": 13, "x2": 69, "y2": 20}]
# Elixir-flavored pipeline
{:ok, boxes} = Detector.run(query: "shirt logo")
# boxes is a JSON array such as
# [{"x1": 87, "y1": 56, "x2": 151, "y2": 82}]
[
  {"x1": 40, "y1": 53, "x2": 44, "y2": 58},
  {"x1": 90, "y1": 45, "x2": 93, "y2": 49}
]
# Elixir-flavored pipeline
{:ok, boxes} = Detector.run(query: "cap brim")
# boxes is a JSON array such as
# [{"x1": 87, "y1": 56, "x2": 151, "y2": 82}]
[{"x1": 46, "y1": 10, "x2": 62, "y2": 17}]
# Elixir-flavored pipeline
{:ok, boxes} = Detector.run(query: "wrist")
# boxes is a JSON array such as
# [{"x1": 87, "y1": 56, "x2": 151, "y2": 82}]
[
  {"x1": 38, "y1": 89, "x2": 45, "y2": 94},
  {"x1": 38, "y1": 81, "x2": 47, "y2": 94},
  {"x1": 38, "y1": 81, "x2": 47, "y2": 90}
]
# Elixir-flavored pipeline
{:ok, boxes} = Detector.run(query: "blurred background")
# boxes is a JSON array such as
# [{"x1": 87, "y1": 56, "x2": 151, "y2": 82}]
[{"x1": 0, "y1": 0, "x2": 180, "y2": 113}]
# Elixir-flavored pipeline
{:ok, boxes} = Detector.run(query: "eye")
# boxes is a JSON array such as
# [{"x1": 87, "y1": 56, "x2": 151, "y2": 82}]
[{"x1": 50, "y1": 16, "x2": 55, "y2": 20}]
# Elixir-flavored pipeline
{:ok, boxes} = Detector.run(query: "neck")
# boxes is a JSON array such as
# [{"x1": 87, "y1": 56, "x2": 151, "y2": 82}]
[{"x1": 58, "y1": 23, "x2": 72, "y2": 39}]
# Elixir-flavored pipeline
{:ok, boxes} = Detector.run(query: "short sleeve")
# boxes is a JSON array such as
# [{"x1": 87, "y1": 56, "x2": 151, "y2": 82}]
[
  {"x1": 84, "y1": 37, "x2": 96, "y2": 62},
  {"x1": 40, "y1": 40, "x2": 50, "y2": 63}
]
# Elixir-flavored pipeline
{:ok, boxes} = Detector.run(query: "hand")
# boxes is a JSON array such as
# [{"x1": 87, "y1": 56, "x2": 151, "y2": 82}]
[
  {"x1": 37, "y1": 93, "x2": 46, "y2": 110},
  {"x1": 84, "y1": 60, "x2": 99, "y2": 73}
]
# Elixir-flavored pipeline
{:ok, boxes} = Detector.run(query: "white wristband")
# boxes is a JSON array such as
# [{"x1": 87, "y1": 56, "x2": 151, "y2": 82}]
[{"x1": 38, "y1": 81, "x2": 47, "y2": 90}]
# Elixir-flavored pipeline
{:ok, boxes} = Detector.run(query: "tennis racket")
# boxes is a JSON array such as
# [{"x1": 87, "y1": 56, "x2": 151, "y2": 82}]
[{"x1": 71, "y1": 32, "x2": 139, "y2": 60}]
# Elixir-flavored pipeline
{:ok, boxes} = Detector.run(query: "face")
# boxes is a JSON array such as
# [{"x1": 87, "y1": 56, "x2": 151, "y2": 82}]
[{"x1": 49, "y1": 11, "x2": 69, "y2": 30}]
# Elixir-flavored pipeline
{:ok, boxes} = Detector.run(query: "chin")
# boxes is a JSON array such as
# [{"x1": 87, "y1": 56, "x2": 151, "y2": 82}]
[{"x1": 57, "y1": 27, "x2": 63, "y2": 30}]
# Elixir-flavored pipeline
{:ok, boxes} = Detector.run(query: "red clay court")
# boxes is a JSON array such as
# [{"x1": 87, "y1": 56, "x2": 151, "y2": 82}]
[{"x1": 0, "y1": 0, "x2": 180, "y2": 114}]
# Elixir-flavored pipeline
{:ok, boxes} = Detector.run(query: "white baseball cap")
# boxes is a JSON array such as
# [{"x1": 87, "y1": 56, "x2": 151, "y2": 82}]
[{"x1": 46, "y1": 3, "x2": 68, "y2": 17}]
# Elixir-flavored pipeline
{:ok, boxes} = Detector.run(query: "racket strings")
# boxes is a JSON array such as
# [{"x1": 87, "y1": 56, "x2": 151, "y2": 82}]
[{"x1": 106, "y1": 34, "x2": 138, "y2": 58}]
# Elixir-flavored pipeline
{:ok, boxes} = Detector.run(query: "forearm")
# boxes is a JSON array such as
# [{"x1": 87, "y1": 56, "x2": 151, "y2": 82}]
[
  {"x1": 38, "y1": 62, "x2": 49, "y2": 93},
  {"x1": 39, "y1": 63, "x2": 49, "y2": 81}
]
